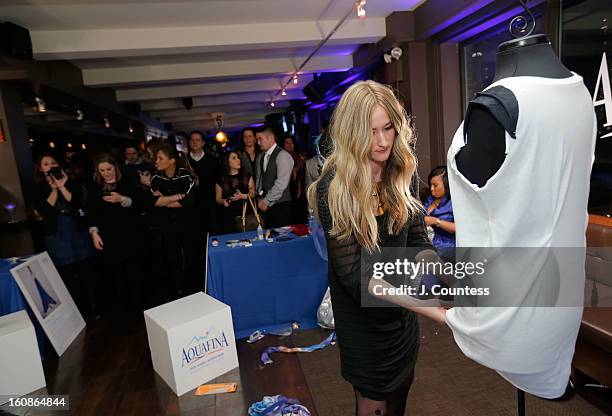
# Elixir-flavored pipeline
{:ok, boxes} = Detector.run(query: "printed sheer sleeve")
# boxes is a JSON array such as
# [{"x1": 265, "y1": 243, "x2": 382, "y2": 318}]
[
  {"x1": 406, "y1": 210, "x2": 434, "y2": 249},
  {"x1": 316, "y1": 174, "x2": 362, "y2": 303}
]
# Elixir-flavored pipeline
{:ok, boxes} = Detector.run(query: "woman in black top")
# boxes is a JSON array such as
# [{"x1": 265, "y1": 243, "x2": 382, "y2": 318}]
[
  {"x1": 215, "y1": 151, "x2": 255, "y2": 234},
  {"x1": 32, "y1": 154, "x2": 98, "y2": 320},
  {"x1": 88, "y1": 154, "x2": 147, "y2": 316},
  {"x1": 308, "y1": 81, "x2": 446, "y2": 415},
  {"x1": 149, "y1": 144, "x2": 197, "y2": 299},
  {"x1": 239, "y1": 127, "x2": 259, "y2": 182}
]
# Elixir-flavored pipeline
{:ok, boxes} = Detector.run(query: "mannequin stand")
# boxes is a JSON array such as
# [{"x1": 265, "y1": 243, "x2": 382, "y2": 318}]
[{"x1": 517, "y1": 389, "x2": 526, "y2": 416}]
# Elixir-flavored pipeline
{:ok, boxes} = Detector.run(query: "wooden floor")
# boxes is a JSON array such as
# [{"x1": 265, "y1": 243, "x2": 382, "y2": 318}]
[
  {"x1": 1, "y1": 314, "x2": 609, "y2": 416},
  {"x1": 1, "y1": 315, "x2": 323, "y2": 416}
]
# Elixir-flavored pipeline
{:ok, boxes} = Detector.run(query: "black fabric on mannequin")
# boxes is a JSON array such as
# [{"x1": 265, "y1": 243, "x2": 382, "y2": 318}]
[{"x1": 455, "y1": 34, "x2": 573, "y2": 187}]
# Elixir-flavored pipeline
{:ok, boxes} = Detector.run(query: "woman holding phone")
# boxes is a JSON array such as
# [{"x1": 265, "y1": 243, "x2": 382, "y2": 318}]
[
  {"x1": 88, "y1": 154, "x2": 147, "y2": 317},
  {"x1": 33, "y1": 153, "x2": 98, "y2": 320}
]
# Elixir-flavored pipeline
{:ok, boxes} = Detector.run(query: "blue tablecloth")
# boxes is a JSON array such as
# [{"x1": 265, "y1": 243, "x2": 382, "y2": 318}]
[
  {"x1": 206, "y1": 231, "x2": 328, "y2": 339},
  {"x1": 0, "y1": 257, "x2": 46, "y2": 355}
]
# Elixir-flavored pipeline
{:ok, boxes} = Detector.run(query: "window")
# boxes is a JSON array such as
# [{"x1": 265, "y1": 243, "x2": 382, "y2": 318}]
[{"x1": 562, "y1": 0, "x2": 612, "y2": 215}]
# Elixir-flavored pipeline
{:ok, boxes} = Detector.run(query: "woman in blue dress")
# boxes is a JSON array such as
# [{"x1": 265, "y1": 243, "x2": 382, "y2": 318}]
[{"x1": 424, "y1": 166, "x2": 455, "y2": 248}]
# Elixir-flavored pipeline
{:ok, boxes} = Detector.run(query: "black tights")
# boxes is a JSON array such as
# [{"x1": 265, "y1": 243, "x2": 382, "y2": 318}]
[{"x1": 354, "y1": 372, "x2": 414, "y2": 416}]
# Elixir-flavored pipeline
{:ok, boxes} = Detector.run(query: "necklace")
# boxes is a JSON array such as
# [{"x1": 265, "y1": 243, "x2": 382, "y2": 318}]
[{"x1": 372, "y1": 182, "x2": 385, "y2": 215}]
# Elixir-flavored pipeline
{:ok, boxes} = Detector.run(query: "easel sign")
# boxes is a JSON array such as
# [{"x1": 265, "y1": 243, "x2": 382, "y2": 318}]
[{"x1": 10, "y1": 252, "x2": 85, "y2": 356}]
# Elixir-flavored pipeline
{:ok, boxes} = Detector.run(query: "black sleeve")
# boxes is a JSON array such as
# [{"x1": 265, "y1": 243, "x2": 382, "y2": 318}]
[
  {"x1": 456, "y1": 86, "x2": 518, "y2": 188},
  {"x1": 317, "y1": 174, "x2": 362, "y2": 303},
  {"x1": 177, "y1": 170, "x2": 196, "y2": 208},
  {"x1": 32, "y1": 183, "x2": 55, "y2": 222},
  {"x1": 65, "y1": 179, "x2": 84, "y2": 210},
  {"x1": 406, "y1": 211, "x2": 434, "y2": 249}
]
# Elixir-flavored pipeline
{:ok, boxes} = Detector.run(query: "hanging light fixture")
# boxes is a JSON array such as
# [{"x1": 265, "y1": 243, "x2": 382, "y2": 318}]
[
  {"x1": 357, "y1": 0, "x2": 366, "y2": 18},
  {"x1": 104, "y1": 116, "x2": 110, "y2": 128},
  {"x1": 76, "y1": 108, "x2": 84, "y2": 121},
  {"x1": 270, "y1": 101, "x2": 276, "y2": 107},
  {"x1": 67, "y1": 142, "x2": 73, "y2": 148},
  {"x1": 293, "y1": 75, "x2": 299, "y2": 84},
  {"x1": 35, "y1": 97, "x2": 46, "y2": 113},
  {"x1": 128, "y1": 122, "x2": 134, "y2": 133},
  {"x1": 281, "y1": 89, "x2": 287, "y2": 96},
  {"x1": 81, "y1": 143, "x2": 87, "y2": 150},
  {"x1": 49, "y1": 141, "x2": 56, "y2": 148}
]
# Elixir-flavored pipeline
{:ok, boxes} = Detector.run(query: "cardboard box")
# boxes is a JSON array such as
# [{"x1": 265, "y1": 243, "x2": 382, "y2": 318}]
[
  {"x1": 0, "y1": 310, "x2": 46, "y2": 404},
  {"x1": 144, "y1": 292, "x2": 239, "y2": 396}
]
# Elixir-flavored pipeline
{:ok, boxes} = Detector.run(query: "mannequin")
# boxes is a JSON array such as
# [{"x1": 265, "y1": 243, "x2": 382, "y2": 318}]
[
  {"x1": 455, "y1": 34, "x2": 573, "y2": 187},
  {"x1": 446, "y1": 19, "x2": 596, "y2": 400}
]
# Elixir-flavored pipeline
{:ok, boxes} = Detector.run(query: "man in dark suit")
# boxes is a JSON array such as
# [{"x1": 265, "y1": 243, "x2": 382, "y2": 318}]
[{"x1": 255, "y1": 126, "x2": 294, "y2": 228}]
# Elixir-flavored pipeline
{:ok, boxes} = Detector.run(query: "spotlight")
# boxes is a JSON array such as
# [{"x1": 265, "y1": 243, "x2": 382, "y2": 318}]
[
  {"x1": 215, "y1": 131, "x2": 227, "y2": 143},
  {"x1": 281, "y1": 89, "x2": 287, "y2": 96},
  {"x1": 293, "y1": 75, "x2": 298, "y2": 84},
  {"x1": 49, "y1": 141, "x2": 56, "y2": 148},
  {"x1": 270, "y1": 102, "x2": 275, "y2": 107},
  {"x1": 35, "y1": 97, "x2": 46, "y2": 112},
  {"x1": 383, "y1": 46, "x2": 403, "y2": 63},
  {"x1": 357, "y1": 0, "x2": 366, "y2": 18},
  {"x1": 104, "y1": 117, "x2": 110, "y2": 128},
  {"x1": 81, "y1": 143, "x2": 87, "y2": 150},
  {"x1": 129, "y1": 123, "x2": 134, "y2": 133},
  {"x1": 182, "y1": 97, "x2": 193, "y2": 110},
  {"x1": 67, "y1": 142, "x2": 73, "y2": 148},
  {"x1": 76, "y1": 109, "x2": 84, "y2": 121}
]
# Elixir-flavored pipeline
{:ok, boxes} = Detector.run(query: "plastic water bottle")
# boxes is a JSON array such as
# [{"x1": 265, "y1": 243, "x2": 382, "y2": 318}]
[{"x1": 257, "y1": 224, "x2": 264, "y2": 240}]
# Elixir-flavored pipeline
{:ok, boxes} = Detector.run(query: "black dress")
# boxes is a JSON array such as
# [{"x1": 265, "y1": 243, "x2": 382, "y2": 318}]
[
  {"x1": 316, "y1": 173, "x2": 432, "y2": 400},
  {"x1": 217, "y1": 173, "x2": 252, "y2": 234}
]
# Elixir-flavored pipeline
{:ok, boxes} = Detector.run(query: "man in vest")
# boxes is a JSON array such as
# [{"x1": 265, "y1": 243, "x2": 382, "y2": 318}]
[{"x1": 255, "y1": 126, "x2": 294, "y2": 228}]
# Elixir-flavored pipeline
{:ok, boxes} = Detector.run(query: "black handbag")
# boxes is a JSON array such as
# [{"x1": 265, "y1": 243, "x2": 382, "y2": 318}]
[{"x1": 234, "y1": 196, "x2": 263, "y2": 232}]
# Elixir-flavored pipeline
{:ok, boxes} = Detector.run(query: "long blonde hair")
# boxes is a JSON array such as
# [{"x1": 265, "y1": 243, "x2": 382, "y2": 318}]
[{"x1": 307, "y1": 80, "x2": 421, "y2": 251}]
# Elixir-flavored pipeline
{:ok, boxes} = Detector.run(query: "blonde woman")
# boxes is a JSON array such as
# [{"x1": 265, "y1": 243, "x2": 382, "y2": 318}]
[{"x1": 308, "y1": 80, "x2": 446, "y2": 415}]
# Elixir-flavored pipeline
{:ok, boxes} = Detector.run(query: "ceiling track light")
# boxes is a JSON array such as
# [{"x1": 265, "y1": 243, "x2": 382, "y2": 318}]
[
  {"x1": 357, "y1": 0, "x2": 366, "y2": 18},
  {"x1": 35, "y1": 97, "x2": 46, "y2": 112},
  {"x1": 270, "y1": 101, "x2": 276, "y2": 107},
  {"x1": 128, "y1": 122, "x2": 134, "y2": 133},
  {"x1": 293, "y1": 75, "x2": 298, "y2": 84},
  {"x1": 76, "y1": 109, "x2": 84, "y2": 121},
  {"x1": 104, "y1": 116, "x2": 110, "y2": 129},
  {"x1": 281, "y1": 89, "x2": 287, "y2": 96}
]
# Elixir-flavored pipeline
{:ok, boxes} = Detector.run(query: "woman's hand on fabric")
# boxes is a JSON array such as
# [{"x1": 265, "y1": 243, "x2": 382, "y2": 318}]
[
  {"x1": 103, "y1": 192, "x2": 123, "y2": 204},
  {"x1": 152, "y1": 190, "x2": 162, "y2": 197},
  {"x1": 91, "y1": 232, "x2": 104, "y2": 251},
  {"x1": 424, "y1": 216, "x2": 438, "y2": 226},
  {"x1": 425, "y1": 307, "x2": 448, "y2": 325}
]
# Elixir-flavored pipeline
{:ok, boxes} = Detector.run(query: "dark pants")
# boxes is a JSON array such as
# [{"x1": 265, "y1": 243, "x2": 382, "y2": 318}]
[
  {"x1": 263, "y1": 201, "x2": 292, "y2": 228},
  {"x1": 103, "y1": 257, "x2": 145, "y2": 316},
  {"x1": 57, "y1": 260, "x2": 98, "y2": 321},
  {"x1": 184, "y1": 215, "x2": 207, "y2": 293},
  {"x1": 150, "y1": 230, "x2": 184, "y2": 300}
]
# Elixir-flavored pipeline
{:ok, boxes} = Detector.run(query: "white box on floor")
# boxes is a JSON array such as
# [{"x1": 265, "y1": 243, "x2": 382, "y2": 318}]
[
  {"x1": 144, "y1": 292, "x2": 239, "y2": 396},
  {"x1": 0, "y1": 310, "x2": 46, "y2": 404}
]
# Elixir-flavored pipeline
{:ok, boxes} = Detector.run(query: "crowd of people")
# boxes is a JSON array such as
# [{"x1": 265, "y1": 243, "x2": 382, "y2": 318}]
[
  {"x1": 30, "y1": 127, "x2": 315, "y2": 326},
  {"x1": 30, "y1": 116, "x2": 457, "y2": 333}
]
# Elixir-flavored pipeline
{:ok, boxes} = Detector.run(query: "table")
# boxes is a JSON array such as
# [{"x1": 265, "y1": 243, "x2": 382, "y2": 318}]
[
  {"x1": 0, "y1": 257, "x2": 46, "y2": 355},
  {"x1": 206, "y1": 231, "x2": 328, "y2": 339}
]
